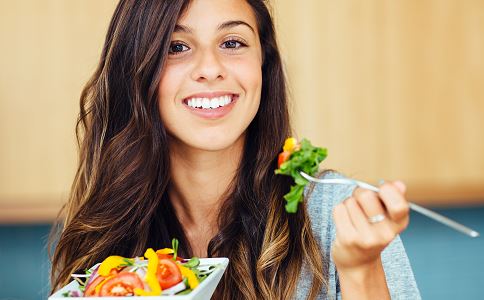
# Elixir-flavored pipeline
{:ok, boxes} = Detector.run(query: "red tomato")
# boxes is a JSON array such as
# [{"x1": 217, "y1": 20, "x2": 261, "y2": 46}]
[
  {"x1": 157, "y1": 253, "x2": 183, "y2": 261},
  {"x1": 84, "y1": 275, "x2": 105, "y2": 296},
  {"x1": 98, "y1": 272, "x2": 144, "y2": 296},
  {"x1": 278, "y1": 151, "x2": 291, "y2": 168},
  {"x1": 84, "y1": 268, "x2": 120, "y2": 296},
  {"x1": 156, "y1": 259, "x2": 183, "y2": 289}
]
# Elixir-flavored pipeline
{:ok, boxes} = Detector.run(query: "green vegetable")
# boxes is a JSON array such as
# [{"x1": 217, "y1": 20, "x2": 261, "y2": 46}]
[
  {"x1": 172, "y1": 238, "x2": 179, "y2": 261},
  {"x1": 119, "y1": 257, "x2": 134, "y2": 267},
  {"x1": 184, "y1": 257, "x2": 200, "y2": 268},
  {"x1": 177, "y1": 288, "x2": 193, "y2": 295},
  {"x1": 275, "y1": 138, "x2": 327, "y2": 213}
]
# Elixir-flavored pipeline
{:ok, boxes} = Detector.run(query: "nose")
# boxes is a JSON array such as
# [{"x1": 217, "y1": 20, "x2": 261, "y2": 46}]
[{"x1": 190, "y1": 48, "x2": 226, "y2": 83}]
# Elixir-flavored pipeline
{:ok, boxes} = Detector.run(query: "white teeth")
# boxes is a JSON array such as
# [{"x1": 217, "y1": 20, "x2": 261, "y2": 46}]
[
  {"x1": 210, "y1": 98, "x2": 218, "y2": 108},
  {"x1": 201, "y1": 98, "x2": 209, "y2": 108},
  {"x1": 186, "y1": 95, "x2": 234, "y2": 109}
]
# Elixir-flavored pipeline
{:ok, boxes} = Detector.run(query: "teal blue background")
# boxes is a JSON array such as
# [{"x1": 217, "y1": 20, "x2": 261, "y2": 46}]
[{"x1": 1, "y1": 206, "x2": 483, "y2": 299}]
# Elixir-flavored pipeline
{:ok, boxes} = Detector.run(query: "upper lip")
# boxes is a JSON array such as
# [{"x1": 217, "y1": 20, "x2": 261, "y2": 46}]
[{"x1": 183, "y1": 91, "x2": 238, "y2": 102}]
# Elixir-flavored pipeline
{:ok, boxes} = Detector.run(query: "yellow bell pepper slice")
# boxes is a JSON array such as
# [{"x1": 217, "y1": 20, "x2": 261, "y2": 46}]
[
  {"x1": 134, "y1": 248, "x2": 161, "y2": 296},
  {"x1": 178, "y1": 264, "x2": 199, "y2": 289},
  {"x1": 156, "y1": 248, "x2": 174, "y2": 255},
  {"x1": 283, "y1": 137, "x2": 298, "y2": 152},
  {"x1": 97, "y1": 256, "x2": 126, "y2": 276}
]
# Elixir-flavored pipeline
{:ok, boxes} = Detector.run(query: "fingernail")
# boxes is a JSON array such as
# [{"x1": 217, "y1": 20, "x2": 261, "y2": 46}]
[
  {"x1": 378, "y1": 179, "x2": 386, "y2": 186},
  {"x1": 394, "y1": 180, "x2": 407, "y2": 193}
]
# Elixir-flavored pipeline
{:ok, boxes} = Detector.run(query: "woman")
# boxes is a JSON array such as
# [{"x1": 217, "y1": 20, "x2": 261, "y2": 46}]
[{"x1": 50, "y1": 0, "x2": 421, "y2": 299}]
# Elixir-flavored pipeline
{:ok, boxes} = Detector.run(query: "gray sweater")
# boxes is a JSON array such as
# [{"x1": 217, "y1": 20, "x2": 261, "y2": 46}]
[{"x1": 295, "y1": 172, "x2": 421, "y2": 299}]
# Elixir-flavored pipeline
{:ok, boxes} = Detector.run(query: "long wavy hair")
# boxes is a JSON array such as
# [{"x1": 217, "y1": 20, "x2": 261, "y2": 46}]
[{"x1": 50, "y1": 0, "x2": 328, "y2": 299}]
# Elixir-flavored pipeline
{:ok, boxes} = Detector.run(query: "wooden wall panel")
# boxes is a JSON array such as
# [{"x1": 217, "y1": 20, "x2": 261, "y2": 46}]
[
  {"x1": 274, "y1": 0, "x2": 484, "y2": 204},
  {"x1": 0, "y1": 0, "x2": 118, "y2": 222},
  {"x1": 1, "y1": 0, "x2": 483, "y2": 222}
]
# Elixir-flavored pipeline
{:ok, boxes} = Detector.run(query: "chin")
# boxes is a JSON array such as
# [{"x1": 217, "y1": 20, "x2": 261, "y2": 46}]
[
  {"x1": 193, "y1": 132, "x2": 245, "y2": 152},
  {"x1": 171, "y1": 128, "x2": 246, "y2": 153}
]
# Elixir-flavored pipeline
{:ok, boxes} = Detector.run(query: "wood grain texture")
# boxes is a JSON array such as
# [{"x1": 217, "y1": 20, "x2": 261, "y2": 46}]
[
  {"x1": 0, "y1": 0, "x2": 118, "y2": 223},
  {"x1": 275, "y1": 0, "x2": 484, "y2": 204},
  {"x1": 1, "y1": 1, "x2": 483, "y2": 223}
]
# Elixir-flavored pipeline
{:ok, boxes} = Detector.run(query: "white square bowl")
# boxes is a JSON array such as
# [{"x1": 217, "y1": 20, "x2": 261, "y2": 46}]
[{"x1": 49, "y1": 257, "x2": 229, "y2": 300}]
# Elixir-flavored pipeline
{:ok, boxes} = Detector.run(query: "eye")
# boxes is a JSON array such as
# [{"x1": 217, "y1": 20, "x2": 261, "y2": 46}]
[
  {"x1": 168, "y1": 42, "x2": 190, "y2": 55},
  {"x1": 221, "y1": 38, "x2": 247, "y2": 50}
]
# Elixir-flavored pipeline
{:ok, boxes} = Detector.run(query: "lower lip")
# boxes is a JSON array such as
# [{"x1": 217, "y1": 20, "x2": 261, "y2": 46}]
[{"x1": 183, "y1": 95, "x2": 238, "y2": 119}]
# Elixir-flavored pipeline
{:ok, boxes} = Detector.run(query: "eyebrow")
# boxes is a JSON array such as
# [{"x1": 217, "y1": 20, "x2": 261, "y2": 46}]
[
  {"x1": 218, "y1": 20, "x2": 255, "y2": 33},
  {"x1": 174, "y1": 20, "x2": 255, "y2": 35}
]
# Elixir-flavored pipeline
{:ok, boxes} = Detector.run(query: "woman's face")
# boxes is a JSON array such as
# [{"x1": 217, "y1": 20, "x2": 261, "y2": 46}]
[{"x1": 158, "y1": 0, "x2": 263, "y2": 152}]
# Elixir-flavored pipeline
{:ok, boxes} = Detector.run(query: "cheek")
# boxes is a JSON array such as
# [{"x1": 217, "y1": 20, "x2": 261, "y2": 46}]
[
  {"x1": 158, "y1": 65, "x2": 185, "y2": 104},
  {"x1": 157, "y1": 64, "x2": 190, "y2": 127},
  {"x1": 225, "y1": 56, "x2": 262, "y2": 96},
  {"x1": 158, "y1": 76, "x2": 172, "y2": 127},
  {"x1": 227, "y1": 55, "x2": 262, "y2": 86}
]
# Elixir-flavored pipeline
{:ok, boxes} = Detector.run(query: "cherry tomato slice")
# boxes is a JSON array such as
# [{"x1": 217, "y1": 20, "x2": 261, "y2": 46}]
[
  {"x1": 84, "y1": 275, "x2": 105, "y2": 296},
  {"x1": 98, "y1": 272, "x2": 144, "y2": 296},
  {"x1": 156, "y1": 258, "x2": 183, "y2": 289},
  {"x1": 278, "y1": 151, "x2": 291, "y2": 168}
]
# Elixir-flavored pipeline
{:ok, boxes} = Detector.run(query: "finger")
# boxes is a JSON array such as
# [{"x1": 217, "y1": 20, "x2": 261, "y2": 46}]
[
  {"x1": 345, "y1": 196, "x2": 397, "y2": 249},
  {"x1": 353, "y1": 187, "x2": 386, "y2": 223},
  {"x1": 343, "y1": 197, "x2": 373, "y2": 234},
  {"x1": 333, "y1": 203, "x2": 358, "y2": 241},
  {"x1": 393, "y1": 180, "x2": 407, "y2": 194},
  {"x1": 378, "y1": 181, "x2": 410, "y2": 225}
]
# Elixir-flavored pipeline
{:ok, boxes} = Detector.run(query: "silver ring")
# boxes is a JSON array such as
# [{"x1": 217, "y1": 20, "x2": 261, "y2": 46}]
[{"x1": 368, "y1": 214, "x2": 386, "y2": 224}]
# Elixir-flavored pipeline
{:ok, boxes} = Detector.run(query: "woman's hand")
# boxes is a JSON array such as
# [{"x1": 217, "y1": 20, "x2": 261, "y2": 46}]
[{"x1": 331, "y1": 181, "x2": 410, "y2": 299}]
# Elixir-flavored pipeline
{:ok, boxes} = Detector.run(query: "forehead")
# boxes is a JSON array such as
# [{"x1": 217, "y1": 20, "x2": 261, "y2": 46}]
[{"x1": 176, "y1": 0, "x2": 258, "y2": 35}]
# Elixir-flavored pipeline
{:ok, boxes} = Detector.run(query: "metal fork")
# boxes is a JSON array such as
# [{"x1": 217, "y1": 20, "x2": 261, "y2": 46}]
[{"x1": 300, "y1": 171, "x2": 480, "y2": 238}]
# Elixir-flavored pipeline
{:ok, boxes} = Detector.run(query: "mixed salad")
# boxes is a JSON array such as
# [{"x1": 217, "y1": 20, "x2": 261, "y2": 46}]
[
  {"x1": 63, "y1": 239, "x2": 218, "y2": 297},
  {"x1": 275, "y1": 137, "x2": 327, "y2": 213}
]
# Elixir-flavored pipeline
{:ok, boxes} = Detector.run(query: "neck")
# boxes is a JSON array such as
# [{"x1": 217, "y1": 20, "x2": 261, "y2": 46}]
[{"x1": 167, "y1": 134, "x2": 245, "y2": 255}]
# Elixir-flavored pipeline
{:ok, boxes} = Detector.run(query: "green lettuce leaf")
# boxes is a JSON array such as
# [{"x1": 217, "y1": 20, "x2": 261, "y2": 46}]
[{"x1": 275, "y1": 138, "x2": 327, "y2": 213}]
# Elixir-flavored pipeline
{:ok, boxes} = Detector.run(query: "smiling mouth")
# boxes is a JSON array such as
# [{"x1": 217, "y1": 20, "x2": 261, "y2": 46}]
[{"x1": 183, "y1": 94, "x2": 239, "y2": 109}]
